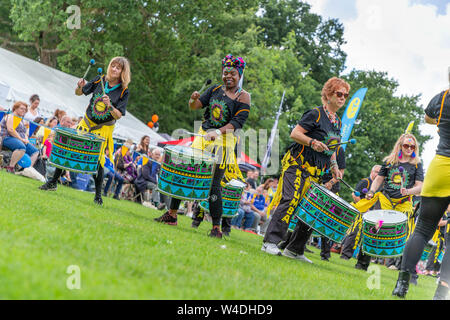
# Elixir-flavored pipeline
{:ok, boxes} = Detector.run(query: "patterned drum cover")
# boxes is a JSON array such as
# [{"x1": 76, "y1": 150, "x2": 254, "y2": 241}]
[
  {"x1": 294, "y1": 182, "x2": 359, "y2": 244},
  {"x1": 157, "y1": 145, "x2": 215, "y2": 201},
  {"x1": 420, "y1": 240, "x2": 436, "y2": 261},
  {"x1": 199, "y1": 179, "x2": 246, "y2": 218},
  {"x1": 362, "y1": 210, "x2": 407, "y2": 258},
  {"x1": 49, "y1": 127, "x2": 105, "y2": 174}
]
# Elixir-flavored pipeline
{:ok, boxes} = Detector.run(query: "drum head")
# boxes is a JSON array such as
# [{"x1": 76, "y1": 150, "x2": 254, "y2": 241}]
[
  {"x1": 55, "y1": 127, "x2": 105, "y2": 142},
  {"x1": 227, "y1": 179, "x2": 246, "y2": 188},
  {"x1": 164, "y1": 145, "x2": 214, "y2": 161},
  {"x1": 363, "y1": 210, "x2": 407, "y2": 225},
  {"x1": 309, "y1": 181, "x2": 358, "y2": 212}
]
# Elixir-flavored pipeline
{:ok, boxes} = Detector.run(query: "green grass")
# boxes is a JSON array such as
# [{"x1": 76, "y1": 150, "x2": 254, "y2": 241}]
[{"x1": 0, "y1": 171, "x2": 439, "y2": 299}]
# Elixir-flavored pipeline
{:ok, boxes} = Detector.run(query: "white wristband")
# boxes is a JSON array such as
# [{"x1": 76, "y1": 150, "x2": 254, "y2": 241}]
[{"x1": 215, "y1": 129, "x2": 221, "y2": 136}]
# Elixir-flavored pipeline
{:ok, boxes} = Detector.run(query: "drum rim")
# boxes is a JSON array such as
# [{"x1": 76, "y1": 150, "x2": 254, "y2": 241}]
[
  {"x1": 163, "y1": 145, "x2": 215, "y2": 160},
  {"x1": 308, "y1": 181, "x2": 359, "y2": 214},
  {"x1": 54, "y1": 127, "x2": 106, "y2": 142},
  {"x1": 363, "y1": 209, "x2": 407, "y2": 225}
]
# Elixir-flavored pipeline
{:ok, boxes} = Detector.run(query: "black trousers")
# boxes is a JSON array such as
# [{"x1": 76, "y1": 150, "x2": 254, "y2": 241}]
[
  {"x1": 340, "y1": 228, "x2": 360, "y2": 259},
  {"x1": 50, "y1": 166, "x2": 104, "y2": 197},
  {"x1": 263, "y1": 164, "x2": 313, "y2": 255},
  {"x1": 169, "y1": 165, "x2": 225, "y2": 226},
  {"x1": 191, "y1": 201, "x2": 231, "y2": 232},
  {"x1": 320, "y1": 237, "x2": 332, "y2": 259},
  {"x1": 401, "y1": 196, "x2": 450, "y2": 283}
]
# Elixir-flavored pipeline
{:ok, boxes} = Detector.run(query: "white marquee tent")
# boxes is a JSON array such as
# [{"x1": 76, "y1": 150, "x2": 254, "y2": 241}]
[{"x1": 0, "y1": 48, "x2": 166, "y2": 144}]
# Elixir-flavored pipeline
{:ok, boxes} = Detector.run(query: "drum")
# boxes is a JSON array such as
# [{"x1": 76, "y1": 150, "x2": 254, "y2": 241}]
[
  {"x1": 420, "y1": 240, "x2": 436, "y2": 261},
  {"x1": 157, "y1": 145, "x2": 215, "y2": 201},
  {"x1": 295, "y1": 182, "x2": 359, "y2": 243},
  {"x1": 199, "y1": 179, "x2": 246, "y2": 218},
  {"x1": 361, "y1": 210, "x2": 407, "y2": 258},
  {"x1": 49, "y1": 127, "x2": 105, "y2": 174}
]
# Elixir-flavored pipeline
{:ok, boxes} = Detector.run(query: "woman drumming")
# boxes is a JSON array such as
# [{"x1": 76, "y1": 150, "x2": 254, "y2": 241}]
[
  {"x1": 354, "y1": 133, "x2": 424, "y2": 271},
  {"x1": 262, "y1": 77, "x2": 347, "y2": 262},
  {"x1": 392, "y1": 88, "x2": 450, "y2": 300},
  {"x1": 39, "y1": 57, "x2": 131, "y2": 205},
  {"x1": 154, "y1": 54, "x2": 250, "y2": 238}
]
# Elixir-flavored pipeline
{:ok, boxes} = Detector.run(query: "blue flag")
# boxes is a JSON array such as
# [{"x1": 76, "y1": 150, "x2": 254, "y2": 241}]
[
  {"x1": 0, "y1": 111, "x2": 5, "y2": 122},
  {"x1": 29, "y1": 122, "x2": 38, "y2": 136},
  {"x1": 104, "y1": 156, "x2": 115, "y2": 173},
  {"x1": 340, "y1": 88, "x2": 368, "y2": 150}
]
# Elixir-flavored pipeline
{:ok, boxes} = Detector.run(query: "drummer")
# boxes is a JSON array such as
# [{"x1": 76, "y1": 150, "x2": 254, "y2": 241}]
[
  {"x1": 39, "y1": 57, "x2": 131, "y2": 206},
  {"x1": 154, "y1": 54, "x2": 251, "y2": 239},
  {"x1": 261, "y1": 77, "x2": 348, "y2": 262},
  {"x1": 353, "y1": 133, "x2": 424, "y2": 271},
  {"x1": 392, "y1": 87, "x2": 450, "y2": 300}
]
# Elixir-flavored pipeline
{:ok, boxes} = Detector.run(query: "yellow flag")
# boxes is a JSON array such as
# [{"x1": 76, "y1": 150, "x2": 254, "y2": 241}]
[
  {"x1": 142, "y1": 156, "x2": 149, "y2": 166},
  {"x1": 13, "y1": 115, "x2": 22, "y2": 130},
  {"x1": 405, "y1": 121, "x2": 414, "y2": 134},
  {"x1": 121, "y1": 145, "x2": 129, "y2": 157},
  {"x1": 42, "y1": 128, "x2": 51, "y2": 143}
]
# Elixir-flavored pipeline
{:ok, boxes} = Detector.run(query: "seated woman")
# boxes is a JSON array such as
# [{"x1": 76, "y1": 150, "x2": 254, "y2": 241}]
[
  {"x1": 0, "y1": 101, "x2": 39, "y2": 173},
  {"x1": 136, "y1": 135, "x2": 150, "y2": 155},
  {"x1": 134, "y1": 149, "x2": 161, "y2": 204}
]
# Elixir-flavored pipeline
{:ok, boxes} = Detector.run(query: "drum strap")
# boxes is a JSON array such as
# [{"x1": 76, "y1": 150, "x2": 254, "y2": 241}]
[{"x1": 83, "y1": 116, "x2": 116, "y2": 132}]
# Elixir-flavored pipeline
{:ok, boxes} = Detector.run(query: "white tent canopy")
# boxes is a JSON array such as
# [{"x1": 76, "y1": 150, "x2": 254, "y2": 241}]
[{"x1": 0, "y1": 47, "x2": 166, "y2": 144}]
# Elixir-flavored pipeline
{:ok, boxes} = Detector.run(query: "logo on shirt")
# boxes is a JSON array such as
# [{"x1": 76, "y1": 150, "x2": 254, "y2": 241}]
[
  {"x1": 387, "y1": 167, "x2": 410, "y2": 190},
  {"x1": 91, "y1": 92, "x2": 111, "y2": 121},
  {"x1": 323, "y1": 132, "x2": 341, "y2": 156},
  {"x1": 209, "y1": 99, "x2": 229, "y2": 126}
]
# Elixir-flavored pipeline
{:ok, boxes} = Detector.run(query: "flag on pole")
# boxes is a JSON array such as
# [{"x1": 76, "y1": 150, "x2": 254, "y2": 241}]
[
  {"x1": 340, "y1": 88, "x2": 368, "y2": 150},
  {"x1": 261, "y1": 90, "x2": 285, "y2": 173},
  {"x1": 142, "y1": 156, "x2": 149, "y2": 166},
  {"x1": 121, "y1": 145, "x2": 129, "y2": 157}
]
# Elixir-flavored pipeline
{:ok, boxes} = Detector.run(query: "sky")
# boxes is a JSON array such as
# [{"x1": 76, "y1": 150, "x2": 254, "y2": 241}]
[{"x1": 304, "y1": 0, "x2": 450, "y2": 170}]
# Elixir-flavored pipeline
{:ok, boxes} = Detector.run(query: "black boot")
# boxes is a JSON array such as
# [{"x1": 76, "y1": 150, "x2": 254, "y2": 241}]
[
  {"x1": 392, "y1": 271, "x2": 411, "y2": 298},
  {"x1": 433, "y1": 282, "x2": 449, "y2": 300}
]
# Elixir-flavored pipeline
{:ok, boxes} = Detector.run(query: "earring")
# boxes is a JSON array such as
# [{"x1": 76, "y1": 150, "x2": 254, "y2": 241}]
[
  {"x1": 411, "y1": 151, "x2": 416, "y2": 158},
  {"x1": 398, "y1": 150, "x2": 402, "y2": 159}
]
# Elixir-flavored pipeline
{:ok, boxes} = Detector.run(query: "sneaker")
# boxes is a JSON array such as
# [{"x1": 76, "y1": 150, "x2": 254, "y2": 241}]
[
  {"x1": 321, "y1": 256, "x2": 330, "y2": 262},
  {"x1": 282, "y1": 249, "x2": 313, "y2": 264},
  {"x1": 208, "y1": 227, "x2": 223, "y2": 238},
  {"x1": 154, "y1": 211, "x2": 177, "y2": 226},
  {"x1": 157, "y1": 203, "x2": 166, "y2": 210},
  {"x1": 113, "y1": 194, "x2": 120, "y2": 200},
  {"x1": 261, "y1": 242, "x2": 282, "y2": 256},
  {"x1": 355, "y1": 263, "x2": 368, "y2": 271},
  {"x1": 222, "y1": 230, "x2": 230, "y2": 237},
  {"x1": 388, "y1": 265, "x2": 398, "y2": 270},
  {"x1": 39, "y1": 182, "x2": 57, "y2": 191},
  {"x1": 191, "y1": 219, "x2": 202, "y2": 228},
  {"x1": 340, "y1": 255, "x2": 350, "y2": 260},
  {"x1": 93, "y1": 196, "x2": 103, "y2": 206}
]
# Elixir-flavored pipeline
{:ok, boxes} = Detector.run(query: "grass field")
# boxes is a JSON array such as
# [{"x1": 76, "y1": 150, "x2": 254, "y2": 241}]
[{"x1": 0, "y1": 170, "x2": 439, "y2": 300}]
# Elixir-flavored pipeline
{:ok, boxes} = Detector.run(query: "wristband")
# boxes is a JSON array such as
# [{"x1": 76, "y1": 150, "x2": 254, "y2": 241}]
[
  {"x1": 215, "y1": 129, "x2": 222, "y2": 136},
  {"x1": 309, "y1": 138, "x2": 315, "y2": 147}
]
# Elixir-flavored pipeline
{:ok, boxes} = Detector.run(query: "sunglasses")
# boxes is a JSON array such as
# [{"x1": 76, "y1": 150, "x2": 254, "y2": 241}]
[
  {"x1": 402, "y1": 144, "x2": 416, "y2": 150},
  {"x1": 335, "y1": 91, "x2": 349, "y2": 99}
]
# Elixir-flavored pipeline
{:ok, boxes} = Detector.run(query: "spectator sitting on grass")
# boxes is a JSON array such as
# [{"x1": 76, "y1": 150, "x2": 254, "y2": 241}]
[{"x1": 0, "y1": 101, "x2": 39, "y2": 173}]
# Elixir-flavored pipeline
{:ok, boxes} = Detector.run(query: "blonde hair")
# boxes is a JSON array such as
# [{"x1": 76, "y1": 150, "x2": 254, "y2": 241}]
[
  {"x1": 383, "y1": 133, "x2": 421, "y2": 166},
  {"x1": 321, "y1": 77, "x2": 351, "y2": 105},
  {"x1": 106, "y1": 56, "x2": 131, "y2": 88}
]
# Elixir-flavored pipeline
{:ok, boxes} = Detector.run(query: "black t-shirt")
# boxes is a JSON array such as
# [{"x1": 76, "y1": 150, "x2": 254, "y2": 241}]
[
  {"x1": 82, "y1": 75, "x2": 129, "y2": 124},
  {"x1": 354, "y1": 177, "x2": 373, "y2": 199},
  {"x1": 322, "y1": 146, "x2": 346, "y2": 193},
  {"x1": 425, "y1": 90, "x2": 450, "y2": 157},
  {"x1": 199, "y1": 84, "x2": 250, "y2": 131},
  {"x1": 290, "y1": 106, "x2": 342, "y2": 169},
  {"x1": 378, "y1": 161, "x2": 424, "y2": 199}
]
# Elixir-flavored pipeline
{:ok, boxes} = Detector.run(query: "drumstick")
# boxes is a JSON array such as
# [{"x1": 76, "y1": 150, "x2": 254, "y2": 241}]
[
  {"x1": 398, "y1": 166, "x2": 404, "y2": 189},
  {"x1": 97, "y1": 67, "x2": 106, "y2": 96},
  {"x1": 338, "y1": 178, "x2": 360, "y2": 197},
  {"x1": 185, "y1": 131, "x2": 205, "y2": 137},
  {"x1": 327, "y1": 138, "x2": 356, "y2": 148},
  {"x1": 82, "y1": 59, "x2": 95, "y2": 79},
  {"x1": 189, "y1": 79, "x2": 212, "y2": 105}
]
